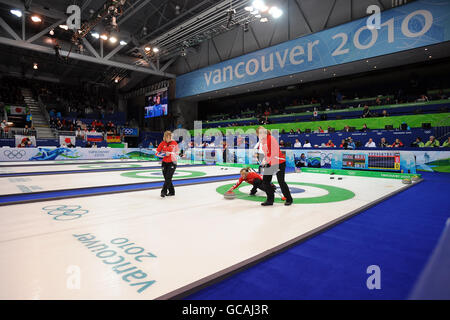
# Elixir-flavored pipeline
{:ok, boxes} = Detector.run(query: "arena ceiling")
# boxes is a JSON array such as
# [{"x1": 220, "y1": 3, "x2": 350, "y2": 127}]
[{"x1": 0, "y1": 0, "x2": 415, "y2": 91}]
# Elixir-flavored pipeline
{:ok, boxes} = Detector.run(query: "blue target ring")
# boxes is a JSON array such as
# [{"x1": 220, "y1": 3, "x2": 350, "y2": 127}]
[
  {"x1": 276, "y1": 186, "x2": 305, "y2": 194},
  {"x1": 150, "y1": 172, "x2": 181, "y2": 176}
]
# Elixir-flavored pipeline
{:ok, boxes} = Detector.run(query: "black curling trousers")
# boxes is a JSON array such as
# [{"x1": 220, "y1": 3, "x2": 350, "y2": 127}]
[
  {"x1": 262, "y1": 162, "x2": 292, "y2": 203},
  {"x1": 251, "y1": 179, "x2": 275, "y2": 194},
  {"x1": 162, "y1": 161, "x2": 177, "y2": 195}
]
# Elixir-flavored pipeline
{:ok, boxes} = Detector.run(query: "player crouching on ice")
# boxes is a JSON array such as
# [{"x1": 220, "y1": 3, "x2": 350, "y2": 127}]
[{"x1": 227, "y1": 168, "x2": 277, "y2": 196}]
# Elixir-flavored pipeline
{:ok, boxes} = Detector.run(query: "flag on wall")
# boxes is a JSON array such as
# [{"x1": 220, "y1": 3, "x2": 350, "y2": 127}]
[
  {"x1": 87, "y1": 132, "x2": 104, "y2": 142},
  {"x1": 106, "y1": 135, "x2": 121, "y2": 143},
  {"x1": 9, "y1": 106, "x2": 27, "y2": 115},
  {"x1": 59, "y1": 136, "x2": 76, "y2": 146}
]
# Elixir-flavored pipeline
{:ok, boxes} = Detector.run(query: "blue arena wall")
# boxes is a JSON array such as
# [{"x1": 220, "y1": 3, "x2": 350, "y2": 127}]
[{"x1": 176, "y1": 0, "x2": 450, "y2": 98}]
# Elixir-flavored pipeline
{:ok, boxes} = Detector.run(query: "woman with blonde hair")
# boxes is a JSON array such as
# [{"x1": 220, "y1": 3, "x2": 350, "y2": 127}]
[
  {"x1": 257, "y1": 126, "x2": 293, "y2": 206},
  {"x1": 156, "y1": 131, "x2": 179, "y2": 197}
]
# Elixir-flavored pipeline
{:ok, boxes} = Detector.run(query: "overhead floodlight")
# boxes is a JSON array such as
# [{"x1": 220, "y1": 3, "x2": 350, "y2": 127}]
[
  {"x1": 119, "y1": 40, "x2": 127, "y2": 45},
  {"x1": 109, "y1": 36, "x2": 117, "y2": 43},
  {"x1": 31, "y1": 15, "x2": 42, "y2": 23},
  {"x1": 10, "y1": 9, "x2": 22, "y2": 18},
  {"x1": 250, "y1": 10, "x2": 259, "y2": 15},
  {"x1": 153, "y1": 47, "x2": 159, "y2": 53},
  {"x1": 255, "y1": 14, "x2": 261, "y2": 18},
  {"x1": 100, "y1": 33, "x2": 108, "y2": 40},
  {"x1": 49, "y1": 29, "x2": 54, "y2": 36},
  {"x1": 144, "y1": 46, "x2": 151, "y2": 52},
  {"x1": 59, "y1": 24, "x2": 69, "y2": 30},
  {"x1": 260, "y1": 17, "x2": 268, "y2": 23},
  {"x1": 33, "y1": 63, "x2": 38, "y2": 70},
  {"x1": 269, "y1": 6, "x2": 283, "y2": 19},
  {"x1": 252, "y1": 0, "x2": 268, "y2": 12},
  {"x1": 244, "y1": 6, "x2": 253, "y2": 12},
  {"x1": 91, "y1": 32, "x2": 100, "y2": 39}
]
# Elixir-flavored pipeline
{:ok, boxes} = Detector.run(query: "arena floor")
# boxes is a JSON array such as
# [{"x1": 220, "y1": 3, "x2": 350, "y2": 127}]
[{"x1": 0, "y1": 162, "x2": 420, "y2": 299}]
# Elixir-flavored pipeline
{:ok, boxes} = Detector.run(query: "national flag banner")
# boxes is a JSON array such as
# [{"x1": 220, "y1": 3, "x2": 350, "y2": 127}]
[
  {"x1": 59, "y1": 136, "x2": 76, "y2": 146},
  {"x1": 87, "y1": 132, "x2": 104, "y2": 142},
  {"x1": 9, "y1": 106, "x2": 27, "y2": 115},
  {"x1": 106, "y1": 135, "x2": 121, "y2": 143},
  {"x1": 15, "y1": 135, "x2": 36, "y2": 147}
]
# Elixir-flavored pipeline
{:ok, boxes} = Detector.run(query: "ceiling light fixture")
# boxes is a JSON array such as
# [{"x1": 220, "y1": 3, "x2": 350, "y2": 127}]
[
  {"x1": 31, "y1": 15, "x2": 42, "y2": 23},
  {"x1": 10, "y1": 9, "x2": 22, "y2": 18},
  {"x1": 269, "y1": 6, "x2": 283, "y2": 19},
  {"x1": 252, "y1": 0, "x2": 268, "y2": 12}
]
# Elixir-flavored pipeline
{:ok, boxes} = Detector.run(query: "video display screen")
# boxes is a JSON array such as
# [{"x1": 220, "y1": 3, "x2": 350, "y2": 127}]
[{"x1": 144, "y1": 89, "x2": 168, "y2": 118}]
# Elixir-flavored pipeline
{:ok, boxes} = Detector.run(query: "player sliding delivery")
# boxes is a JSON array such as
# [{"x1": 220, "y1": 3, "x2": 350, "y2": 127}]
[{"x1": 227, "y1": 168, "x2": 278, "y2": 196}]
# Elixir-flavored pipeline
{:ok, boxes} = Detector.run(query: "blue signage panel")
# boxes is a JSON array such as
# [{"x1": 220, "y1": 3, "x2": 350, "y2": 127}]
[{"x1": 176, "y1": 0, "x2": 450, "y2": 98}]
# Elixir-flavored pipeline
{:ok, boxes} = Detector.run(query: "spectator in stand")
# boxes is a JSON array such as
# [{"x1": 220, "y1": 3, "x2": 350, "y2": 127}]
[
  {"x1": 361, "y1": 124, "x2": 369, "y2": 132},
  {"x1": 76, "y1": 128, "x2": 86, "y2": 140},
  {"x1": 442, "y1": 137, "x2": 450, "y2": 148},
  {"x1": 279, "y1": 140, "x2": 285, "y2": 148},
  {"x1": 344, "y1": 125, "x2": 350, "y2": 132},
  {"x1": 362, "y1": 105, "x2": 371, "y2": 118},
  {"x1": 339, "y1": 139, "x2": 347, "y2": 149},
  {"x1": 416, "y1": 94, "x2": 429, "y2": 102},
  {"x1": 379, "y1": 137, "x2": 389, "y2": 148},
  {"x1": 303, "y1": 140, "x2": 312, "y2": 148},
  {"x1": 289, "y1": 129, "x2": 295, "y2": 134},
  {"x1": 347, "y1": 137, "x2": 356, "y2": 150},
  {"x1": 325, "y1": 140, "x2": 335, "y2": 148},
  {"x1": 391, "y1": 138, "x2": 404, "y2": 148},
  {"x1": 317, "y1": 126, "x2": 324, "y2": 133},
  {"x1": 375, "y1": 97, "x2": 382, "y2": 106},
  {"x1": 425, "y1": 136, "x2": 440, "y2": 147},
  {"x1": 293, "y1": 139, "x2": 302, "y2": 148},
  {"x1": 296, "y1": 128, "x2": 301, "y2": 134},
  {"x1": 381, "y1": 110, "x2": 389, "y2": 117},
  {"x1": 411, "y1": 137, "x2": 424, "y2": 148},
  {"x1": 365, "y1": 138, "x2": 376, "y2": 148}
]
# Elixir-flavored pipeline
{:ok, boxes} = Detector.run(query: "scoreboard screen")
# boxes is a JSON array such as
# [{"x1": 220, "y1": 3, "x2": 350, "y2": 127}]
[
  {"x1": 367, "y1": 152, "x2": 401, "y2": 171},
  {"x1": 342, "y1": 152, "x2": 401, "y2": 172},
  {"x1": 342, "y1": 154, "x2": 366, "y2": 169}
]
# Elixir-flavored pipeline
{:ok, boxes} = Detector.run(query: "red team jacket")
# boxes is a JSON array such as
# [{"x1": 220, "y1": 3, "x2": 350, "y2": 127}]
[
  {"x1": 230, "y1": 171, "x2": 262, "y2": 191},
  {"x1": 156, "y1": 141, "x2": 179, "y2": 163},
  {"x1": 260, "y1": 133, "x2": 286, "y2": 166}
]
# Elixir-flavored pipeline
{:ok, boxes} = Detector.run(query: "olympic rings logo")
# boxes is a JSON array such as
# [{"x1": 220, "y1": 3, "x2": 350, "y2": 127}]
[
  {"x1": 319, "y1": 153, "x2": 333, "y2": 164},
  {"x1": 3, "y1": 150, "x2": 26, "y2": 159},
  {"x1": 42, "y1": 205, "x2": 89, "y2": 221},
  {"x1": 122, "y1": 128, "x2": 135, "y2": 135}
]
